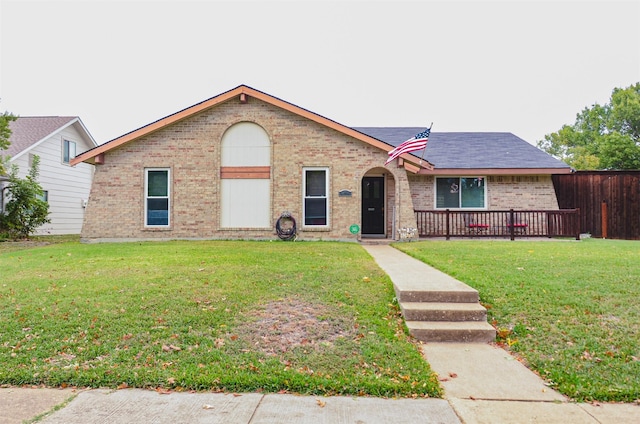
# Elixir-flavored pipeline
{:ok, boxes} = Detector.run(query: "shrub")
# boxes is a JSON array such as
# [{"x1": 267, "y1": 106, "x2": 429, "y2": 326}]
[{"x1": 0, "y1": 155, "x2": 50, "y2": 239}]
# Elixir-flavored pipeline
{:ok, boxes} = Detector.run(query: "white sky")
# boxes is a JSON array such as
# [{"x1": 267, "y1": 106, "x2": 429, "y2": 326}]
[{"x1": 1, "y1": 0, "x2": 639, "y2": 146}]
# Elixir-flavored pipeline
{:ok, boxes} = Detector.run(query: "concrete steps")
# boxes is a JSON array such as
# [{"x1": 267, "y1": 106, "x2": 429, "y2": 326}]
[
  {"x1": 398, "y1": 288, "x2": 479, "y2": 304},
  {"x1": 401, "y1": 302, "x2": 488, "y2": 322},
  {"x1": 362, "y1": 245, "x2": 496, "y2": 343},
  {"x1": 398, "y1": 288, "x2": 496, "y2": 343},
  {"x1": 405, "y1": 321, "x2": 497, "y2": 343}
]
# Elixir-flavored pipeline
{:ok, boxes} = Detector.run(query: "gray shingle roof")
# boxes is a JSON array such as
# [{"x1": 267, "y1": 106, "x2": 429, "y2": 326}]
[
  {"x1": 353, "y1": 127, "x2": 570, "y2": 170},
  {"x1": 6, "y1": 116, "x2": 77, "y2": 157}
]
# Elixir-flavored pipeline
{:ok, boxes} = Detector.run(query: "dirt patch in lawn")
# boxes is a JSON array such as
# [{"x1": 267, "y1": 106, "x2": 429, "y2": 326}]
[
  {"x1": 236, "y1": 297, "x2": 355, "y2": 356},
  {"x1": 0, "y1": 240, "x2": 50, "y2": 253},
  {"x1": 0, "y1": 235, "x2": 79, "y2": 254}
]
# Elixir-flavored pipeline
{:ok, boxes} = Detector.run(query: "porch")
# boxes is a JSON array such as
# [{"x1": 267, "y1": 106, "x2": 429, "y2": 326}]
[{"x1": 414, "y1": 209, "x2": 581, "y2": 240}]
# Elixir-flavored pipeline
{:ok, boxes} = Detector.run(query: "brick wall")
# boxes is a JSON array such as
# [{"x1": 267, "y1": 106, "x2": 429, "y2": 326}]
[
  {"x1": 408, "y1": 175, "x2": 559, "y2": 210},
  {"x1": 487, "y1": 175, "x2": 559, "y2": 209},
  {"x1": 82, "y1": 96, "x2": 414, "y2": 241}
]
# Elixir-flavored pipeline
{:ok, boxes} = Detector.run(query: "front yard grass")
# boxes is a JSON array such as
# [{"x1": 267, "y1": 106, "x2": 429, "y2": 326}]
[
  {"x1": 0, "y1": 240, "x2": 441, "y2": 398},
  {"x1": 394, "y1": 238, "x2": 640, "y2": 403}
]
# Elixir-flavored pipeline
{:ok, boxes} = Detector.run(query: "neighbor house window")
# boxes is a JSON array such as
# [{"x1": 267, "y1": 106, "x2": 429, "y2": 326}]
[
  {"x1": 36, "y1": 190, "x2": 48, "y2": 202},
  {"x1": 436, "y1": 177, "x2": 486, "y2": 209},
  {"x1": 145, "y1": 168, "x2": 170, "y2": 227},
  {"x1": 303, "y1": 167, "x2": 329, "y2": 226},
  {"x1": 63, "y1": 140, "x2": 76, "y2": 164}
]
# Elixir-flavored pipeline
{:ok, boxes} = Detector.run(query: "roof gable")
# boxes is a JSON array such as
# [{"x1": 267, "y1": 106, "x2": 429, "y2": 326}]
[
  {"x1": 7, "y1": 116, "x2": 97, "y2": 159},
  {"x1": 71, "y1": 85, "x2": 430, "y2": 170},
  {"x1": 354, "y1": 127, "x2": 571, "y2": 174}
]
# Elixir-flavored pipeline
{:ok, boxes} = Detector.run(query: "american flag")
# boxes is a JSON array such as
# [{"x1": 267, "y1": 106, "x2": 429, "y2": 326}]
[{"x1": 385, "y1": 128, "x2": 430, "y2": 165}]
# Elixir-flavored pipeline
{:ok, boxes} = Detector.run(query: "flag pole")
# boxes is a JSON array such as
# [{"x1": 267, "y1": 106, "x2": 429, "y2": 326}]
[{"x1": 419, "y1": 122, "x2": 433, "y2": 165}]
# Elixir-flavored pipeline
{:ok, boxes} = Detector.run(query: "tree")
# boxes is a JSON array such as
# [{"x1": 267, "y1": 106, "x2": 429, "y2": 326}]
[
  {"x1": 0, "y1": 111, "x2": 18, "y2": 176},
  {"x1": 537, "y1": 83, "x2": 640, "y2": 170},
  {"x1": 0, "y1": 155, "x2": 50, "y2": 239}
]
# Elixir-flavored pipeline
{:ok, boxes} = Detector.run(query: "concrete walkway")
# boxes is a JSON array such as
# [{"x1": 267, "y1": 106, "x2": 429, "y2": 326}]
[
  {"x1": 1, "y1": 244, "x2": 638, "y2": 423},
  {"x1": 363, "y1": 244, "x2": 639, "y2": 424}
]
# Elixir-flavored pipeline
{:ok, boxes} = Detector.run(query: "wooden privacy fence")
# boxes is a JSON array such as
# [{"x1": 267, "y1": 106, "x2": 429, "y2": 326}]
[
  {"x1": 552, "y1": 171, "x2": 640, "y2": 240},
  {"x1": 414, "y1": 209, "x2": 581, "y2": 240}
]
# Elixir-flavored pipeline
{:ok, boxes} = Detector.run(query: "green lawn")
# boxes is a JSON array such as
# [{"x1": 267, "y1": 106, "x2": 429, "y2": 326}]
[
  {"x1": 394, "y1": 238, "x2": 640, "y2": 402},
  {"x1": 0, "y1": 240, "x2": 441, "y2": 398}
]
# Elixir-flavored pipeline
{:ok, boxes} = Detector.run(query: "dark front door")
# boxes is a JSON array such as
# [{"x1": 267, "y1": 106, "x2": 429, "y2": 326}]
[{"x1": 362, "y1": 177, "x2": 385, "y2": 235}]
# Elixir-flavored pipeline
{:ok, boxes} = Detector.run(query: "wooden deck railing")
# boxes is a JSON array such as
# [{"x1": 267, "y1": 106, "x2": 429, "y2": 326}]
[{"x1": 414, "y1": 209, "x2": 581, "y2": 240}]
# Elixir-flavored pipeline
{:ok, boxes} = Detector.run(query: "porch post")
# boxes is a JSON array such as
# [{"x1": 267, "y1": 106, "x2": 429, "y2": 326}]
[
  {"x1": 392, "y1": 206, "x2": 396, "y2": 240},
  {"x1": 509, "y1": 209, "x2": 515, "y2": 241},
  {"x1": 446, "y1": 209, "x2": 450, "y2": 240}
]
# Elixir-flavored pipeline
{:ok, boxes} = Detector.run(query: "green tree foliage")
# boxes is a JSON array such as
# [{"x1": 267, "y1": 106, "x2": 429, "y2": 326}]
[
  {"x1": 0, "y1": 155, "x2": 50, "y2": 239},
  {"x1": 0, "y1": 111, "x2": 18, "y2": 176},
  {"x1": 537, "y1": 83, "x2": 640, "y2": 170}
]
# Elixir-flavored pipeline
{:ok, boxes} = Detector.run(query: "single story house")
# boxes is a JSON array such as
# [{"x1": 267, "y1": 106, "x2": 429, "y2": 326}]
[
  {"x1": 2, "y1": 116, "x2": 97, "y2": 235},
  {"x1": 71, "y1": 85, "x2": 571, "y2": 242}
]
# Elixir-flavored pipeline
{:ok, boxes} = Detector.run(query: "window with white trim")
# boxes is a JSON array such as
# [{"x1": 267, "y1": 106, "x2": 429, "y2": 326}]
[
  {"x1": 145, "y1": 168, "x2": 170, "y2": 227},
  {"x1": 435, "y1": 177, "x2": 486, "y2": 209},
  {"x1": 63, "y1": 140, "x2": 76, "y2": 164},
  {"x1": 303, "y1": 167, "x2": 329, "y2": 226}
]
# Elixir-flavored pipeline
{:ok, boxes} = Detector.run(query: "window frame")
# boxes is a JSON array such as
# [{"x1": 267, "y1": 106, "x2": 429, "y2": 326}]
[
  {"x1": 302, "y1": 167, "x2": 329, "y2": 228},
  {"x1": 62, "y1": 139, "x2": 77, "y2": 164},
  {"x1": 36, "y1": 190, "x2": 48, "y2": 203},
  {"x1": 434, "y1": 176, "x2": 487, "y2": 210},
  {"x1": 144, "y1": 168, "x2": 171, "y2": 228}
]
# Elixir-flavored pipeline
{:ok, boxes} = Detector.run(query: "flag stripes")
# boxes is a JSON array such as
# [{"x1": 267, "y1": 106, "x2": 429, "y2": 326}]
[{"x1": 384, "y1": 128, "x2": 430, "y2": 165}]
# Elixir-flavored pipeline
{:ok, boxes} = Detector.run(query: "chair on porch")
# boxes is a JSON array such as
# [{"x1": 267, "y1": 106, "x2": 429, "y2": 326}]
[
  {"x1": 463, "y1": 213, "x2": 489, "y2": 234},
  {"x1": 506, "y1": 212, "x2": 528, "y2": 234}
]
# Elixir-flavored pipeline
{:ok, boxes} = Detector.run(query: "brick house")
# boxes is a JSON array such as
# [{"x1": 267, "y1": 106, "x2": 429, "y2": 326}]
[{"x1": 71, "y1": 85, "x2": 570, "y2": 242}]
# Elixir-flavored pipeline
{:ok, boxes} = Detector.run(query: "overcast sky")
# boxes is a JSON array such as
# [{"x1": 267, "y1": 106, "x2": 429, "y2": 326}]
[{"x1": 1, "y1": 0, "x2": 639, "y2": 147}]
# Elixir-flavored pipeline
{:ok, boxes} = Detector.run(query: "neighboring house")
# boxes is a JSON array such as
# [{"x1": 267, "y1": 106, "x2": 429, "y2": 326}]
[
  {"x1": 1, "y1": 117, "x2": 97, "y2": 235},
  {"x1": 71, "y1": 85, "x2": 570, "y2": 242}
]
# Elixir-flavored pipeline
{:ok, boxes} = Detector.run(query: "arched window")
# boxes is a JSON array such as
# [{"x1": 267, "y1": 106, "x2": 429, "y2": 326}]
[{"x1": 220, "y1": 122, "x2": 271, "y2": 228}]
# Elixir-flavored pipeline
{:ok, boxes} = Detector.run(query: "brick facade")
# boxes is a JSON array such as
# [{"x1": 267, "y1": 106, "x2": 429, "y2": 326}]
[{"x1": 82, "y1": 96, "x2": 414, "y2": 241}]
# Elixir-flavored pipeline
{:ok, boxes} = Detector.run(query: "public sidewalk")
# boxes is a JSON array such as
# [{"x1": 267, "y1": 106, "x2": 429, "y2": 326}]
[
  {"x1": 1, "y1": 244, "x2": 637, "y2": 423},
  {"x1": 1, "y1": 388, "x2": 459, "y2": 424}
]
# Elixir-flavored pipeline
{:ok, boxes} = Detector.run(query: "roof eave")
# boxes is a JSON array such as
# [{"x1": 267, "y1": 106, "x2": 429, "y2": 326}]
[
  {"x1": 71, "y1": 87, "x2": 242, "y2": 166},
  {"x1": 396, "y1": 156, "x2": 434, "y2": 171},
  {"x1": 419, "y1": 167, "x2": 572, "y2": 175},
  {"x1": 74, "y1": 117, "x2": 99, "y2": 147}
]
